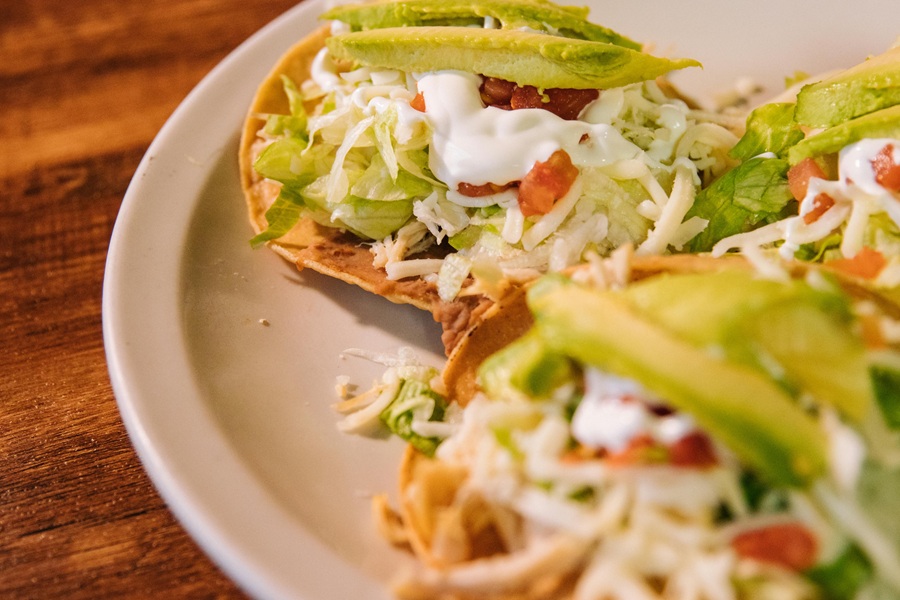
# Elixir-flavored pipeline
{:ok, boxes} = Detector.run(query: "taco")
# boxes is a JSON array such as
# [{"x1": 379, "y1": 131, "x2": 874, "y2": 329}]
[
  {"x1": 339, "y1": 253, "x2": 900, "y2": 599},
  {"x1": 239, "y1": 0, "x2": 745, "y2": 352},
  {"x1": 684, "y1": 40, "x2": 900, "y2": 302}
]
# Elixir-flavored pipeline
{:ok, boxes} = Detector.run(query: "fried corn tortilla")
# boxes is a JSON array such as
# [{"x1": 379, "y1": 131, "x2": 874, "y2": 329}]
[
  {"x1": 240, "y1": 26, "x2": 491, "y2": 352},
  {"x1": 240, "y1": 25, "x2": 433, "y2": 307},
  {"x1": 387, "y1": 447, "x2": 582, "y2": 600}
]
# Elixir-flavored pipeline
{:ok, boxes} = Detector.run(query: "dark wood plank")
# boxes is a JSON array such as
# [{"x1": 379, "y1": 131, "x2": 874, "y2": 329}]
[{"x1": 0, "y1": 0, "x2": 304, "y2": 597}]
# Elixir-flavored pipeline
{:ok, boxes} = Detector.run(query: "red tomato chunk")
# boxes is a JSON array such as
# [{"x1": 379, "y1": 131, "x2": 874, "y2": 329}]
[
  {"x1": 410, "y1": 92, "x2": 426, "y2": 112},
  {"x1": 731, "y1": 523, "x2": 818, "y2": 572},
  {"x1": 787, "y1": 157, "x2": 828, "y2": 201},
  {"x1": 872, "y1": 143, "x2": 900, "y2": 192},
  {"x1": 826, "y1": 246, "x2": 887, "y2": 280},
  {"x1": 518, "y1": 149, "x2": 579, "y2": 217}
]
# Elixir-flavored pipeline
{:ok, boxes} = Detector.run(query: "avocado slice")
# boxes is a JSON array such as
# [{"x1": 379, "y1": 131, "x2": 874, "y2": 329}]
[
  {"x1": 618, "y1": 270, "x2": 824, "y2": 348},
  {"x1": 326, "y1": 27, "x2": 699, "y2": 90},
  {"x1": 618, "y1": 270, "x2": 873, "y2": 423},
  {"x1": 526, "y1": 275, "x2": 828, "y2": 487},
  {"x1": 795, "y1": 44, "x2": 900, "y2": 129},
  {"x1": 478, "y1": 328, "x2": 575, "y2": 399},
  {"x1": 788, "y1": 104, "x2": 900, "y2": 164},
  {"x1": 732, "y1": 297, "x2": 872, "y2": 424},
  {"x1": 321, "y1": 0, "x2": 641, "y2": 50}
]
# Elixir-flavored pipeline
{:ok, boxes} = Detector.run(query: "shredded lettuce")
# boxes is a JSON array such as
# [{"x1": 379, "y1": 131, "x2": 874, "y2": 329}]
[
  {"x1": 332, "y1": 196, "x2": 416, "y2": 240},
  {"x1": 254, "y1": 136, "x2": 312, "y2": 185},
  {"x1": 436, "y1": 253, "x2": 472, "y2": 302},
  {"x1": 351, "y1": 153, "x2": 433, "y2": 201},
  {"x1": 684, "y1": 103, "x2": 801, "y2": 253},
  {"x1": 379, "y1": 376, "x2": 448, "y2": 456},
  {"x1": 250, "y1": 187, "x2": 307, "y2": 248}
]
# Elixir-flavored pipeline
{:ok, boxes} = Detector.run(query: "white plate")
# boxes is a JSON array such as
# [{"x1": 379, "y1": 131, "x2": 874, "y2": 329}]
[{"x1": 102, "y1": 2, "x2": 898, "y2": 599}]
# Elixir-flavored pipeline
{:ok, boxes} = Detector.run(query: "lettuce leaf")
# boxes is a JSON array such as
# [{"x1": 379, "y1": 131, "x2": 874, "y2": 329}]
[
  {"x1": 351, "y1": 153, "x2": 434, "y2": 201},
  {"x1": 249, "y1": 135, "x2": 328, "y2": 247},
  {"x1": 729, "y1": 102, "x2": 805, "y2": 161},
  {"x1": 685, "y1": 157, "x2": 795, "y2": 252},
  {"x1": 332, "y1": 196, "x2": 415, "y2": 240},
  {"x1": 253, "y1": 136, "x2": 311, "y2": 185},
  {"x1": 262, "y1": 76, "x2": 308, "y2": 138},
  {"x1": 805, "y1": 544, "x2": 872, "y2": 600},
  {"x1": 250, "y1": 187, "x2": 305, "y2": 248}
]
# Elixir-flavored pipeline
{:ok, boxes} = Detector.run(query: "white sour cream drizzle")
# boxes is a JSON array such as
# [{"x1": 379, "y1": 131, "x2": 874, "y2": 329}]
[
  {"x1": 841, "y1": 138, "x2": 900, "y2": 196},
  {"x1": 572, "y1": 369, "x2": 695, "y2": 453},
  {"x1": 416, "y1": 71, "x2": 642, "y2": 190},
  {"x1": 310, "y1": 46, "x2": 344, "y2": 93},
  {"x1": 712, "y1": 137, "x2": 900, "y2": 261}
]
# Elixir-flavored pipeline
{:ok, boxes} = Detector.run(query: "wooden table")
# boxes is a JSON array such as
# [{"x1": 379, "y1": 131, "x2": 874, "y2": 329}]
[{"x1": 1, "y1": 1, "x2": 302, "y2": 596}]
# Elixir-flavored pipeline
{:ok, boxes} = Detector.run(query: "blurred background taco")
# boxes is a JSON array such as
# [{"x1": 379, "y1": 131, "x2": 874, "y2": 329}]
[{"x1": 338, "y1": 252, "x2": 900, "y2": 599}]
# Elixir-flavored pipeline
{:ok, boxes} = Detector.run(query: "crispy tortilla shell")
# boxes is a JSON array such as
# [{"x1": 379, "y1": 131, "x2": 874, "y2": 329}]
[
  {"x1": 392, "y1": 446, "x2": 582, "y2": 600},
  {"x1": 239, "y1": 25, "x2": 491, "y2": 346}
]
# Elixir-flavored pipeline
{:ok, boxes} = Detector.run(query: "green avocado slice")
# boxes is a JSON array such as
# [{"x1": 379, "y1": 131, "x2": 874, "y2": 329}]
[
  {"x1": 788, "y1": 104, "x2": 900, "y2": 164},
  {"x1": 618, "y1": 270, "x2": 873, "y2": 424},
  {"x1": 478, "y1": 328, "x2": 575, "y2": 400},
  {"x1": 326, "y1": 27, "x2": 699, "y2": 90},
  {"x1": 795, "y1": 44, "x2": 900, "y2": 129},
  {"x1": 526, "y1": 275, "x2": 828, "y2": 487},
  {"x1": 321, "y1": 0, "x2": 641, "y2": 50}
]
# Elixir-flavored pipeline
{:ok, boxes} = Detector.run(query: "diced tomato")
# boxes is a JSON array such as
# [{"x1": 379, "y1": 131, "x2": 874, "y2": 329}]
[
  {"x1": 667, "y1": 432, "x2": 718, "y2": 468},
  {"x1": 788, "y1": 157, "x2": 839, "y2": 223},
  {"x1": 872, "y1": 143, "x2": 900, "y2": 191},
  {"x1": 456, "y1": 181, "x2": 516, "y2": 197},
  {"x1": 603, "y1": 432, "x2": 717, "y2": 469},
  {"x1": 802, "y1": 193, "x2": 836, "y2": 224},
  {"x1": 731, "y1": 523, "x2": 818, "y2": 572},
  {"x1": 825, "y1": 246, "x2": 887, "y2": 280},
  {"x1": 410, "y1": 92, "x2": 426, "y2": 112},
  {"x1": 788, "y1": 157, "x2": 828, "y2": 201},
  {"x1": 517, "y1": 149, "x2": 579, "y2": 216}
]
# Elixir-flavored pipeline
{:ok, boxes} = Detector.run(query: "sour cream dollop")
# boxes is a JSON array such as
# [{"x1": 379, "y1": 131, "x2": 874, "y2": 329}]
[
  {"x1": 572, "y1": 369, "x2": 695, "y2": 453},
  {"x1": 416, "y1": 71, "x2": 641, "y2": 190}
]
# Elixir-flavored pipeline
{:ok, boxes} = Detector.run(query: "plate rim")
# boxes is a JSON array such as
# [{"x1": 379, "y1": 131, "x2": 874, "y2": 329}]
[{"x1": 101, "y1": 2, "x2": 380, "y2": 598}]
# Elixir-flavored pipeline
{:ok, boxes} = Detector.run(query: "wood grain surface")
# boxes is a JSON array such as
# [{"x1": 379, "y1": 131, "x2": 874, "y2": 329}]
[{"x1": 0, "y1": 1, "x2": 302, "y2": 597}]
